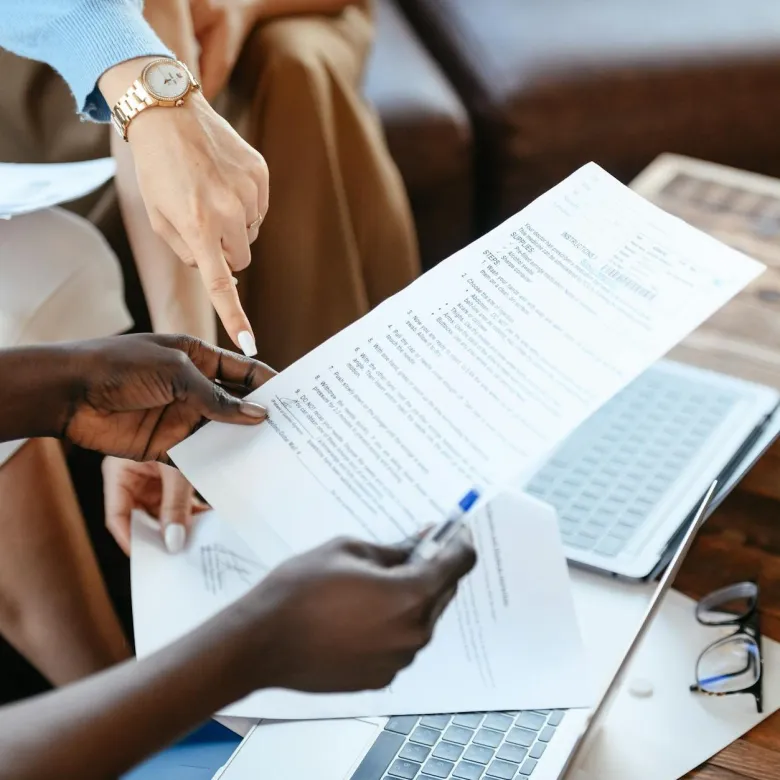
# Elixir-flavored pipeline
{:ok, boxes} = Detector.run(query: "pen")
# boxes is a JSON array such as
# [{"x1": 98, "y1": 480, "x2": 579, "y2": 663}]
[{"x1": 411, "y1": 489, "x2": 481, "y2": 561}]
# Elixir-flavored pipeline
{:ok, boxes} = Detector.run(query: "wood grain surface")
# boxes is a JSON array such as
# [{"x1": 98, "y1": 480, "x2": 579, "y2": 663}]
[
  {"x1": 675, "y1": 489, "x2": 780, "y2": 778},
  {"x1": 622, "y1": 162, "x2": 780, "y2": 774},
  {"x1": 631, "y1": 156, "x2": 780, "y2": 502}
]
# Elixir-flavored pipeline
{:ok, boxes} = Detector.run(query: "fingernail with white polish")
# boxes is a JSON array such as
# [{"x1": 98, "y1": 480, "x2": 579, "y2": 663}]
[
  {"x1": 237, "y1": 330, "x2": 257, "y2": 357},
  {"x1": 232, "y1": 276, "x2": 239, "y2": 286},
  {"x1": 164, "y1": 523, "x2": 187, "y2": 554},
  {"x1": 240, "y1": 400, "x2": 267, "y2": 419}
]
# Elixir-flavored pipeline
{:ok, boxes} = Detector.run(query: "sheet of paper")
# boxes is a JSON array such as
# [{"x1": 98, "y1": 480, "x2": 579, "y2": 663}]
[
  {"x1": 0, "y1": 158, "x2": 116, "y2": 218},
  {"x1": 171, "y1": 163, "x2": 763, "y2": 564},
  {"x1": 213, "y1": 575, "x2": 780, "y2": 780},
  {"x1": 567, "y1": 570, "x2": 780, "y2": 780},
  {"x1": 132, "y1": 491, "x2": 592, "y2": 719},
  {"x1": 131, "y1": 510, "x2": 270, "y2": 651}
]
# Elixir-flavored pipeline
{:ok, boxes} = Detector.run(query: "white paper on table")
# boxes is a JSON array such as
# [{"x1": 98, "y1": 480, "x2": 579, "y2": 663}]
[
  {"x1": 0, "y1": 158, "x2": 116, "y2": 218},
  {"x1": 568, "y1": 569, "x2": 780, "y2": 780},
  {"x1": 171, "y1": 163, "x2": 764, "y2": 567},
  {"x1": 131, "y1": 510, "x2": 271, "y2": 652},
  {"x1": 214, "y1": 573, "x2": 780, "y2": 780},
  {"x1": 132, "y1": 490, "x2": 592, "y2": 720}
]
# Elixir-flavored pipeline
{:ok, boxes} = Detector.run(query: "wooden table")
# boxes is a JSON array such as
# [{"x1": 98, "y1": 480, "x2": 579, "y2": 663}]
[
  {"x1": 677, "y1": 489, "x2": 780, "y2": 779},
  {"x1": 632, "y1": 156, "x2": 780, "y2": 502},
  {"x1": 630, "y1": 156, "x2": 780, "y2": 777}
]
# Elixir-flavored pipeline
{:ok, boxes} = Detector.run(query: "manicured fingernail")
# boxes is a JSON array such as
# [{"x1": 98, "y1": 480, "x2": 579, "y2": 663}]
[
  {"x1": 232, "y1": 276, "x2": 238, "y2": 286},
  {"x1": 240, "y1": 400, "x2": 267, "y2": 419},
  {"x1": 164, "y1": 523, "x2": 186, "y2": 554},
  {"x1": 237, "y1": 330, "x2": 257, "y2": 357}
]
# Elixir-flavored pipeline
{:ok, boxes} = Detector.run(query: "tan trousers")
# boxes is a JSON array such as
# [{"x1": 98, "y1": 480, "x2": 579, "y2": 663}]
[{"x1": 0, "y1": 2, "x2": 419, "y2": 369}]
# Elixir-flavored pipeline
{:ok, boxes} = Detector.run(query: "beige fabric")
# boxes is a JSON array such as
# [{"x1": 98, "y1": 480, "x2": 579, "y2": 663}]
[
  {"x1": 0, "y1": 2, "x2": 419, "y2": 371},
  {"x1": 225, "y1": 3, "x2": 420, "y2": 368},
  {"x1": 0, "y1": 207, "x2": 133, "y2": 465}
]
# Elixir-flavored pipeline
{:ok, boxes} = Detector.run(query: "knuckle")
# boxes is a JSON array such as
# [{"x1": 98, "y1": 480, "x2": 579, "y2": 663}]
[
  {"x1": 410, "y1": 624, "x2": 433, "y2": 650},
  {"x1": 329, "y1": 536, "x2": 359, "y2": 557},
  {"x1": 371, "y1": 669, "x2": 397, "y2": 690},
  {"x1": 227, "y1": 251, "x2": 251, "y2": 273},
  {"x1": 252, "y1": 161, "x2": 270, "y2": 191},
  {"x1": 166, "y1": 348, "x2": 192, "y2": 375},
  {"x1": 211, "y1": 384, "x2": 232, "y2": 410},
  {"x1": 217, "y1": 196, "x2": 244, "y2": 223},
  {"x1": 173, "y1": 334, "x2": 200, "y2": 354},
  {"x1": 207, "y1": 275, "x2": 237, "y2": 296},
  {"x1": 252, "y1": 153, "x2": 269, "y2": 180},
  {"x1": 148, "y1": 211, "x2": 168, "y2": 236},
  {"x1": 413, "y1": 571, "x2": 441, "y2": 602},
  {"x1": 106, "y1": 517, "x2": 123, "y2": 535},
  {"x1": 100, "y1": 457, "x2": 115, "y2": 478}
]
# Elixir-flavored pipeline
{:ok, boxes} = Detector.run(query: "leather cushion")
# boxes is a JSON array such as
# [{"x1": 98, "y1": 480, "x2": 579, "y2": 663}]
[
  {"x1": 399, "y1": 0, "x2": 780, "y2": 226},
  {"x1": 365, "y1": 0, "x2": 474, "y2": 267}
]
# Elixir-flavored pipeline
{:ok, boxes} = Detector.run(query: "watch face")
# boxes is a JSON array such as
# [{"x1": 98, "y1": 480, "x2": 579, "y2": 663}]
[{"x1": 143, "y1": 60, "x2": 189, "y2": 100}]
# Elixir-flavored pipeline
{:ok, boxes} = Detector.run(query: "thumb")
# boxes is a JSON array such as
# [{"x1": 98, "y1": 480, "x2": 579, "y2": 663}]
[
  {"x1": 102, "y1": 457, "x2": 137, "y2": 556},
  {"x1": 182, "y1": 359, "x2": 268, "y2": 425},
  {"x1": 414, "y1": 526, "x2": 477, "y2": 597},
  {"x1": 159, "y1": 465, "x2": 195, "y2": 554}
]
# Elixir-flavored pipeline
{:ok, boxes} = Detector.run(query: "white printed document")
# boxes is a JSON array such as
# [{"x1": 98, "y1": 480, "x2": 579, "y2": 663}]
[
  {"x1": 171, "y1": 163, "x2": 763, "y2": 565},
  {"x1": 132, "y1": 492, "x2": 592, "y2": 719},
  {"x1": 0, "y1": 158, "x2": 116, "y2": 218}
]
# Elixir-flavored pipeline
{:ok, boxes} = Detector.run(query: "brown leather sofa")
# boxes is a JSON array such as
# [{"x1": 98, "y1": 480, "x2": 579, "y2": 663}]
[
  {"x1": 366, "y1": 0, "x2": 473, "y2": 269},
  {"x1": 397, "y1": 0, "x2": 780, "y2": 232}
]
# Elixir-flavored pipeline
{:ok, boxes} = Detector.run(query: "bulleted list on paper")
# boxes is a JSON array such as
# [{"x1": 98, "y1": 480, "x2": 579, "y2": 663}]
[{"x1": 172, "y1": 163, "x2": 763, "y2": 560}]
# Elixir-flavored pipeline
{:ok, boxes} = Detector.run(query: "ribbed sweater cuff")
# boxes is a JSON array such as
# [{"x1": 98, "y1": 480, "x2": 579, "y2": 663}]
[{"x1": 44, "y1": 0, "x2": 172, "y2": 122}]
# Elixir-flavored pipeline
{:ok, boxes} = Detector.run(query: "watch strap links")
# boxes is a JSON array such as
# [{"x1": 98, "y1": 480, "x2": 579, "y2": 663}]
[{"x1": 111, "y1": 80, "x2": 156, "y2": 141}]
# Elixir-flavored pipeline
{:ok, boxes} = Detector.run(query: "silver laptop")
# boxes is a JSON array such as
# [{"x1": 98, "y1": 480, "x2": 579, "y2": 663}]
[
  {"x1": 524, "y1": 359, "x2": 779, "y2": 580},
  {"x1": 215, "y1": 484, "x2": 717, "y2": 780}
]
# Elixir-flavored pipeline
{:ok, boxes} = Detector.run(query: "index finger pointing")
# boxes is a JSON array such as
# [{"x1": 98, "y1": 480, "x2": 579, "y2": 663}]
[{"x1": 192, "y1": 241, "x2": 254, "y2": 352}]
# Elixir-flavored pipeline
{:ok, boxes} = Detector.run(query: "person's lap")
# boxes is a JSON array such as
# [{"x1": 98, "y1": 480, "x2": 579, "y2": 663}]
[
  {"x1": 221, "y1": 3, "x2": 420, "y2": 368},
  {"x1": 0, "y1": 208, "x2": 133, "y2": 688}
]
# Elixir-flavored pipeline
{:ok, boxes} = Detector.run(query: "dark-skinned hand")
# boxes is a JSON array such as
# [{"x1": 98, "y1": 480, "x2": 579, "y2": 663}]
[
  {"x1": 236, "y1": 531, "x2": 477, "y2": 693},
  {"x1": 62, "y1": 334, "x2": 274, "y2": 461}
]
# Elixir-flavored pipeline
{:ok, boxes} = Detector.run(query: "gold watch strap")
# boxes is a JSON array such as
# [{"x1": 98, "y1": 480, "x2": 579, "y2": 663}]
[{"x1": 111, "y1": 80, "x2": 156, "y2": 141}]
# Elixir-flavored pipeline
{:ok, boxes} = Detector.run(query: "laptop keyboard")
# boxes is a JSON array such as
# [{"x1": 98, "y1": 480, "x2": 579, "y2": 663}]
[
  {"x1": 525, "y1": 364, "x2": 741, "y2": 558},
  {"x1": 350, "y1": 710, "x2": 565, "y2": 779}
]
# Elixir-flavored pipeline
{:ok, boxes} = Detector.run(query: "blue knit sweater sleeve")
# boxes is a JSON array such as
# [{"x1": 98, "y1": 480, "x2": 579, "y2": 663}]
[{"x1": 0, "y1": 0, "x2": 172, "y2": 122}]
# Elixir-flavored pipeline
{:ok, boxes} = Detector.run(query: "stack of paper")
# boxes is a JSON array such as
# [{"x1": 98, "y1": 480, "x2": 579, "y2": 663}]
[
  {"x1": 132, "y1": 492, "x2": 592, "y2": 719},
  {"x1": 135, "y1": 162, "x2": 762, "y2": 720},
  {"x1": 0, "y1": 158, "x2": 116, "y2": 218},
  {"x1": 171, "y1": 163, "x2": 761, "y2": 560}
]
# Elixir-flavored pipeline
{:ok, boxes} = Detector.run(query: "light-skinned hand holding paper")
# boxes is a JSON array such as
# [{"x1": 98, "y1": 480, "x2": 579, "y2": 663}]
[{"x1": 132, "y1": 492, "x2": 592, "y2": 720}]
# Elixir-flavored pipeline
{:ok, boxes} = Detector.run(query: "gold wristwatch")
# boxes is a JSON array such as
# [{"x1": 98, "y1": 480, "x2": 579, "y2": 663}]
[{"x1": 110, "y1": 57, "x2": 201, "y2": 141}]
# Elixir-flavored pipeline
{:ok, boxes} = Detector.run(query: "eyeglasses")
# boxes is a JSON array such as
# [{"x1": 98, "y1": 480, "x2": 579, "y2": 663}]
[{"x1": 689, "y1": 581, "x2": 763, "y2": 713}]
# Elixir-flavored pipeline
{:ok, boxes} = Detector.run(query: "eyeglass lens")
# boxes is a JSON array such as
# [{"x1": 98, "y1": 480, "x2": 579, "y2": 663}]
[{"x1": 696, "y1": 634, "x2": 761, "y2": 694}]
